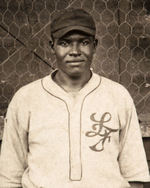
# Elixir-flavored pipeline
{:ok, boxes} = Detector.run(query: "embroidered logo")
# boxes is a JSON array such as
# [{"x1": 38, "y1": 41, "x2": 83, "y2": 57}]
[{"x1": 85, "y1": 112, "x2": 118, "y2": 152}]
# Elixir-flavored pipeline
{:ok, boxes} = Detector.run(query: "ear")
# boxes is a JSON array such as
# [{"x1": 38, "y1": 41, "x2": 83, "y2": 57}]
[
  {"x1": 49, "y1": 40, "x2": 55, "y2": 54},
  {"x1": 93, "y1": 38, "x2": 98, "y2": 53},
  {"x1": 49, "y1": 40, "x2": 54, "y2": 48},
  {"x1": 94, "y1": 38, "x2": 98, "y2": 48}
]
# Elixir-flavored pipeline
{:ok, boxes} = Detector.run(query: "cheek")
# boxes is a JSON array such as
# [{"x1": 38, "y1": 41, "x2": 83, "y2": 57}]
[
  {"x1": 81, "y1": 46, "x2": 95, "y2": 59},
  {"x1": 55, "y1": 47, "x2": 69, "y2": 59}
]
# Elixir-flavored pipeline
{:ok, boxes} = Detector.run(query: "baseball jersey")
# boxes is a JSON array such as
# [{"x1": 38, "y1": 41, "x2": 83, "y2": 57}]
[{"x1": 0, "y1": 71, "x2": 149, "y2": 188}]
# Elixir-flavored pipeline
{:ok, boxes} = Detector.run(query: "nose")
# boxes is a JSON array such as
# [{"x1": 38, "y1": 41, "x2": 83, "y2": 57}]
[{"x1": 69, "y1": 43, "x2": 81, "y2": 57}]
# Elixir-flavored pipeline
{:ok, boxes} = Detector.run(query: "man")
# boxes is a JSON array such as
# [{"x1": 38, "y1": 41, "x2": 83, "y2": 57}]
[{"x1": 0, "y1": 8, "x2": 149, "y2": 188}]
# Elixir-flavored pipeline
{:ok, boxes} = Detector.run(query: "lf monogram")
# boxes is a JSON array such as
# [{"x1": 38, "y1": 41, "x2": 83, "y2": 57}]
[{"x1": 86, "y1": 112, "x2": 118, "y2": 152}]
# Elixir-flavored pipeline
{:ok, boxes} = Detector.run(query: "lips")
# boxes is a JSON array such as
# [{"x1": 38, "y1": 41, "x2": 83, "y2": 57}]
[{"x1": 66, "y1": 60, "x2": 85, "y2": 63}]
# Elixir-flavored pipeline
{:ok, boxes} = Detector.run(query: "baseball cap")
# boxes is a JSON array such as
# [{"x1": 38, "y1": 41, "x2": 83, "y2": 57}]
[{"x1": 50, "y1": 8, "x2": 96, "y2": 38}]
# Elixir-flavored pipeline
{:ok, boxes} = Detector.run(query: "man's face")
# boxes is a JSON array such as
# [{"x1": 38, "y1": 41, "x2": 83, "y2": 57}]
[{"x1": 52, "y1": 31, "x2": 97, "y2": 78}]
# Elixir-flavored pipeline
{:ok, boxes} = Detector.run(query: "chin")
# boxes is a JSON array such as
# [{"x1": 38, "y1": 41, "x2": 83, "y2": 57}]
[
  {"x1": 69, "y1": 72, "x2": 82, "y2": 79},
  {"x1": 69, "y1": 67, "x2": 91, "y2": 78},
  {"x1": 68, "y1": 69, "x2": 83, "y2": 78}
]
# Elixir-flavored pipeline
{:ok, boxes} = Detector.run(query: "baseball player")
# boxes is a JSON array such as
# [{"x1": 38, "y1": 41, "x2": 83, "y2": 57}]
[{"x1": 0, "y1": 8, "x2": 149, "y2": 188}]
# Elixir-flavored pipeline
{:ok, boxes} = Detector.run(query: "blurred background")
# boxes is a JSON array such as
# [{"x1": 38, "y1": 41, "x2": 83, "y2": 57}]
[{"x1": 0, "y1": 0, "x2": 150, "y2": 186}]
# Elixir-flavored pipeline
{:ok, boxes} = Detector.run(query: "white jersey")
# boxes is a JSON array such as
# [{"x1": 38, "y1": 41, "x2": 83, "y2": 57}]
[{"x1": 0, "y1": 71, "x2": 149, "y2": 188}]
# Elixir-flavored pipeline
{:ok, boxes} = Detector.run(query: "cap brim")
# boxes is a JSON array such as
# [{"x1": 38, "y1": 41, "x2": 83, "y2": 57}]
[{"x1": 52, "y1": 25, "x2": 95, "y2": 38}]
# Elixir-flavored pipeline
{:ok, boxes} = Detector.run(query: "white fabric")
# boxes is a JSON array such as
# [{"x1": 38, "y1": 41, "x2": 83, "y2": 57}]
[{"x1": 0, "y1": 71, "x2": 149, "y2": 188}]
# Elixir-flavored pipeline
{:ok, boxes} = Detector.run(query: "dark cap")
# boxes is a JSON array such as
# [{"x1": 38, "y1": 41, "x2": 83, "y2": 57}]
[{"x1": 50, "y1": 8, "x2": 96, "y2": 38}]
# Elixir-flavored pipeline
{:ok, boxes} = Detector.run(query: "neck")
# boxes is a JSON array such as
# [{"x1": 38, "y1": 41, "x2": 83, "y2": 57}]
[{"x1": 53, "y1": 70, "x2": 92, "y2": 92}]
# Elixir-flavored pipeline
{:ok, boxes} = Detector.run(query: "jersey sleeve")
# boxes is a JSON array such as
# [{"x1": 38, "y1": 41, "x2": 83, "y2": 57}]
[
  {"x1": 118, "y1": 101, "x2": 150, "y2": 182},
  {"x1": 0, "y1": 92, "x2": 28, "y2": 188}
]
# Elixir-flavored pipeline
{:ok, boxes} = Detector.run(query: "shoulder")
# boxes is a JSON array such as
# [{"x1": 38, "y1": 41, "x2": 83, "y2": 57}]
[
  {"x1": 15, "y1": 78, "x2": 42, "y2": 99},
  {"x1": 97, "y1": 74, "x2": 134, "y2": 106},
  {"x1": 101, "y1": 76, "x2": 130, "y2": 95},
  {"x1": 9, "y1": 77, "x2": 46, "y2": 108}
]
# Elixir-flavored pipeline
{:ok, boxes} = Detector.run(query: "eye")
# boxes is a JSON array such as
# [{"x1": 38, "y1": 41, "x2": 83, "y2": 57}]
[
  {"x1": 81, "y1": 39, "x2": 90, "y2": 46},
  {"x1": 58, "y1": 40, "x2": 69, "y2": 47}
]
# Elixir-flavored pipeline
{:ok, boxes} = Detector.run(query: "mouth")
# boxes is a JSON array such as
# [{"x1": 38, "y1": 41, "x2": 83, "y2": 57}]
[{"x1": 66, "y1": 60, "x2": 85, "y2": 63}]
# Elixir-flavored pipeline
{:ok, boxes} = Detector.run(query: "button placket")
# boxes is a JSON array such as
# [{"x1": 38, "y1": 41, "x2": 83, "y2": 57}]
[{"x1": 68, "y1": 96, "x2": 82, "y2": 181}]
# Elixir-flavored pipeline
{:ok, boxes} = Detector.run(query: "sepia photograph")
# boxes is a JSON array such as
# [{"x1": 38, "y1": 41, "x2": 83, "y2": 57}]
[{"x1": 0, "y1": 0, "x2": 150, "y2": 187}]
